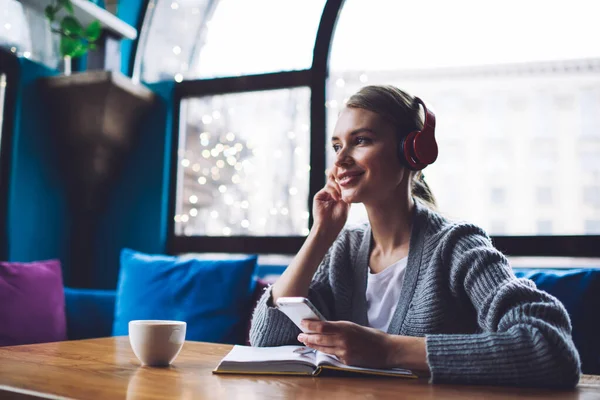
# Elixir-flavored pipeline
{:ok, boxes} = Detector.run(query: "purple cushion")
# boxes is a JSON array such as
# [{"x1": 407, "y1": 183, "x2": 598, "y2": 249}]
[{"x1": 0, "y1": 259, "x2": 67, "y2": 346}]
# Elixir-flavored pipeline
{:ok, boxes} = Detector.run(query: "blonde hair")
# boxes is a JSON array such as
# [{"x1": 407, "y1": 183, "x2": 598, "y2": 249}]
[{"x1": 345, "y1": 85, "x2": 438, "y2": 210}]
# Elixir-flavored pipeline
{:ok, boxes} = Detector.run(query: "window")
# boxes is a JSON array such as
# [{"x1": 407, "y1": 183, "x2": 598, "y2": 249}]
[
  {"x1": 327, "y1": 0, "x2": 600, "y2": 237},
  {"x1": 152, "y1": 0, "x2": 600, "y2": 257},
  {"x1": 0, "y1": 0, "x2": 60, "y2": 68},
  {"x1": 136, "y1": 0, "x2": 327, "y2": 82},
  {"x1": 175, "y1": 88, "x2": 311, "y2": 237}
]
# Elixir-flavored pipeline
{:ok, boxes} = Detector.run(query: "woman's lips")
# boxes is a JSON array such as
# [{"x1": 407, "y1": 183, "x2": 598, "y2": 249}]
[{"x1": 338, "y1": 172, "x2": 364, "y2": 187}]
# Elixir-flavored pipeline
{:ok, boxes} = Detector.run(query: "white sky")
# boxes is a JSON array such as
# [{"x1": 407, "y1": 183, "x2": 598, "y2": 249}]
[{"x1": 196, "y1": 0, "x2": 600, "y2": 76}]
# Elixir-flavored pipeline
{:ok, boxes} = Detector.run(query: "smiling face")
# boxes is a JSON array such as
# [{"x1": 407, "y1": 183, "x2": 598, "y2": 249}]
[{"x1": 331, "y1": 107, "x2": 408, "y2": 205}]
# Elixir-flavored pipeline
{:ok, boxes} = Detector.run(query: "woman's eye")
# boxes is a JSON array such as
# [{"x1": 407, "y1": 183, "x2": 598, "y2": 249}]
[
  {"x1": 356, "y1": 136, "x2": 370, "y2": 145},
  {"x1": 332, "y1": 144, "x2": 341, "y2": 152}
]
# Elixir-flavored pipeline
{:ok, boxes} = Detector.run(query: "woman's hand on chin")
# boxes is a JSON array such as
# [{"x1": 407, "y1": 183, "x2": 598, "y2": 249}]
[{"x1": 312, "y1": 168, "x2": 349, "y2": 240}]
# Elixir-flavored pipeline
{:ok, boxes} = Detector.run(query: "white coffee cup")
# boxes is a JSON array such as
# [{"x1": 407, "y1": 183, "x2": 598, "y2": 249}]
[{"x1": 128, "y1": 320, "x2": 187, "y2": 367}]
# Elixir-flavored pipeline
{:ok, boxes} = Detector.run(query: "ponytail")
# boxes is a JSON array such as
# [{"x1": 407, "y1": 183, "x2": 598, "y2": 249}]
[{"x1": 411, "y1": 171, "x2": 437, "y2": 210}]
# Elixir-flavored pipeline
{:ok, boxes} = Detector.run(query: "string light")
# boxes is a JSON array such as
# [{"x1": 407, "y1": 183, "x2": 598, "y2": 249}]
[
  {"x1": 359, "y1": 73, "x2": 369, "y2": 83},
  {"x1": 202, "y1": 115, "x2": 213, "y2": 124},
  {"x1": 174, "y1": 215, "x2": 181, "y2": 222},
  {"x1": 231, "y1": 174, "x2": 241, "y2": 184},
  {"x1": 212, "y1": 111, "x2": 221, "y2": 119},
  {"x1": 216, "y1": 160, "x2": 225, "y2": 168},
  {"x1": 198, "y1": 177, "x2": 207, "y2": 184},
  {"x1": 223, "y1": 227, "x2": 231, "y2": 236},
  {"x1": 181, "y1": 214, "x2": 189, "y2": 222},
  {"x1": 336, "y1": 78, "x2": 345, "y2": 88},
  {"x1": 181, "y1": 159, "x2": 190, "y2": 167},
  {"x1": 218, "y1": 185, "x2": 227, "y2": 193},
  {"x1": 171, "y1": 2, "x2": 179, "y2": 9},
  {"x1": 202, "y1": 150, "x2": 211, "y2": 158},
  {"x1": 189, "y1": 195, "x2": 198, "y2": 204},
  {"x1": 192, "y1": 163, "x2": 200, "y2": 172},
  {"x1": 289, "y1": 187, "x2": 298, "y2": 195},
  {"x1": 189, "y1": 208, "x2": 198, "y2": 217},
  {"x1": 174, "y1": 74, "x2": 183, "y2": 83},
  {"x1": 241, "y1": 220, "x2": 250, "y2": 228},
  {"x1": 226, "y1": 132, "x2": 235, "y2": 141},
  {"x1": 172, "y1": 46, "x2": 181, "y2": 55}
]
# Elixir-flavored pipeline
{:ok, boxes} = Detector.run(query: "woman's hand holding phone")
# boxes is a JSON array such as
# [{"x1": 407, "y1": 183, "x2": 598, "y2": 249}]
[{"x1": 312, "y1": 167, "x2": 349, "y2": 241}]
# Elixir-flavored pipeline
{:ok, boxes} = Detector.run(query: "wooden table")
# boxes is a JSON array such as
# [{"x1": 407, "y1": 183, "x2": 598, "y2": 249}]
[{"x1": 0, "y1": 337, "x2": 598, "y2": 399}]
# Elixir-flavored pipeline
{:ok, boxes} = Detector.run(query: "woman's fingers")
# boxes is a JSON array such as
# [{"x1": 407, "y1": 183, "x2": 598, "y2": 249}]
[{"x1": 297, "y1": 333, "x2": 339, "y2": 348}]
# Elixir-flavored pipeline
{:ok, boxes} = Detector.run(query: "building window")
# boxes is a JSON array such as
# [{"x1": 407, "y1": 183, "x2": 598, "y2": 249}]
[
  {"x1": 490, "y1": 187, "x2": 506, "y2": 206},
  {"x1": 583, "y1": 186, "x2": 600, "y2": 208},
  {"x1": 536, "y1": 187, "x2": 553, "y2": 206},
  {"x1": 175, "y1": 88, "x2": 311, "y2": 237},
  {"x1": 536, "y1": 220, "x2": 553, "y2": 235},
  {"x1": 584, "y1": 220, "x2": 600, "y2": 234},
  {"x1": 489, "y1": 220, "x2": 506, "y2": 235}
]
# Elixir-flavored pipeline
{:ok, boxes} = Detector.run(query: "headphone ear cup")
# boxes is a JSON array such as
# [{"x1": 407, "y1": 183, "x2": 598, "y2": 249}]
[{"x1": 401, "y1": 131, "x2": 427, "y2": 170}]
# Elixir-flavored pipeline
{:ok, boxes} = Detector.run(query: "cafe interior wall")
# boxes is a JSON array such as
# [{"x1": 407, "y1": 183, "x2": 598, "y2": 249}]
[{"x1": 5, "y1": 0, "x2": 175, "y2": 289}]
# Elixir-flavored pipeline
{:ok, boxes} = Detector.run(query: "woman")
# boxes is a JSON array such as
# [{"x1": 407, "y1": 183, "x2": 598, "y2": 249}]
[{"x1": 249, "y1": 85, "x2": 580, "y2": 387}]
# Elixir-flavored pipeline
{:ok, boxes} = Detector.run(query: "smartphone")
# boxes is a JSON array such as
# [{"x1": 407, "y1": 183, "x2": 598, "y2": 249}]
[{"x1": 275, "y1": 297, "x2": 327, "y2": 333}]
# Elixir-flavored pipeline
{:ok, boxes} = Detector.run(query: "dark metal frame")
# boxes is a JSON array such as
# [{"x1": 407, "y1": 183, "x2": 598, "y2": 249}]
[
  {"x1": 162, "y1": 0, "x2": 600, "y2": 258},
  {"x1": 0, "y1": 48, "x2": 19, "y2": 260}
]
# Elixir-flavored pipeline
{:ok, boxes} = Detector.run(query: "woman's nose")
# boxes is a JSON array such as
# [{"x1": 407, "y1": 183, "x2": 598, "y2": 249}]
[{"x1": 334, "y1": 147, "x2": 353, "y2": 167}]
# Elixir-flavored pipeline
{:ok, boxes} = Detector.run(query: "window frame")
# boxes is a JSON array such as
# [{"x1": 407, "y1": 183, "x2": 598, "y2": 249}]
[
  {"x1": 0, "y1": 48, "x2": 19, "y2": 260},
  {"x1": 165, "y1": 0, "x2": 600, "y2": 258}
]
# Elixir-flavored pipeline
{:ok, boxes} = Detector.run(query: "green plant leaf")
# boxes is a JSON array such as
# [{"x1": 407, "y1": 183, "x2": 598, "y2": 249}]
[
  {"x1": 61, "y1": 16, "x2": 83, "y2": 36},
  {"x1": 44, "y1": 5, "x2": 56, "y2": 21},
  {"x1": 88, "y1": 43, "x2": 97, "y2": 50},
  {"x1": 85, "y1": 20, "x2": 102, "y2": 41},
  {"x1": 60, "y1": 36, "x2": 80, "y2": 57},
  {"x1": 71, "y1": 46, "x2": 88, "y2": 58},
  {"x1": 59, "y1": 0, "x2": 74, "y2": 14}
]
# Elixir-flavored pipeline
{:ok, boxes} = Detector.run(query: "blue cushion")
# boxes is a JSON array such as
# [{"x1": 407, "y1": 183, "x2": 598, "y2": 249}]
[
  {"x1": 514, "y1": 268, "x2": 600, "y2": 374},
  {"x1": 112, "y1": 248, "x2": 258, "y2": 344},
  {"x1": 64, "y1": 287, "x2": 116, "y2": 340}
]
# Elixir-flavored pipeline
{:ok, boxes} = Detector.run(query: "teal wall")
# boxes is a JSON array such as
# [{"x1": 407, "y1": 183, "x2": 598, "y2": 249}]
[
  {"x1": 7, "y1": 58, "x2": 70, "y2": 274},
  {"x1": 94, "y1": 81, "x2": 175, "y2": 289},
  {"x1": 6, "y1": 54, "x2": 174, "y2": 288},
  {"x1": 118, "y1": 0, "x2": 148, "y2": 76}
]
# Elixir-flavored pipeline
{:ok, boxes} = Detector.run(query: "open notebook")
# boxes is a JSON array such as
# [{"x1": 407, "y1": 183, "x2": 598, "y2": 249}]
[{"x1": 213, "y1": 345, "x2": 416, "y2": 378}]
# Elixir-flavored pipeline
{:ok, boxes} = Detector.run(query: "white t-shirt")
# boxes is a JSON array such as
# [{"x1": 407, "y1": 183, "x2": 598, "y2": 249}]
[{"x1": 366, "y1": 257, "x2": 408, "y2": 332}]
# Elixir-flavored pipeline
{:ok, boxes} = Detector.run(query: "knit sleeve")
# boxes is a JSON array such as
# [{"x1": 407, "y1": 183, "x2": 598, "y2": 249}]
[
  {"x1": 249, "y1": 249, "x2": 335, "y2": 347},
  {"x1": 425, "y1": 224, "x2": 581, "y2": 388}
]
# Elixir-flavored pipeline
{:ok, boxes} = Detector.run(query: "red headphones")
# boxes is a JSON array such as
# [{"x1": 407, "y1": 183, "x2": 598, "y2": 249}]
[{"x1": 399, "y1": 97, "x2": 438, "y2": 170}]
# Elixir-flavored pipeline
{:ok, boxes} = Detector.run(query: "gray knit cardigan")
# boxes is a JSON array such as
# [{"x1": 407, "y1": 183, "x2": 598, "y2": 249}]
[{"x1": 249, "y1": 200, "x2": 581, "y2": 387}]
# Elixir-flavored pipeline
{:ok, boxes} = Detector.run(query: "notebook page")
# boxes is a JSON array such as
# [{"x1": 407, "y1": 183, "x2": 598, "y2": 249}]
[
  {"x1": 221, "y1": 345, "x2": 317, "y2": 365},
  {"x1": 315, "y1": 351, "x2": 413, "y2": 376}
]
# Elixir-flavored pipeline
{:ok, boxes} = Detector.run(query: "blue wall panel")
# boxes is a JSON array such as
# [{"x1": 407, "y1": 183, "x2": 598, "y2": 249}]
[
  {"x1": 94, "y1": 81, "x2": 174, "y2": 288},
  {"x1": 7, "y1": 58, "x2": 70, "y2": 277}
]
